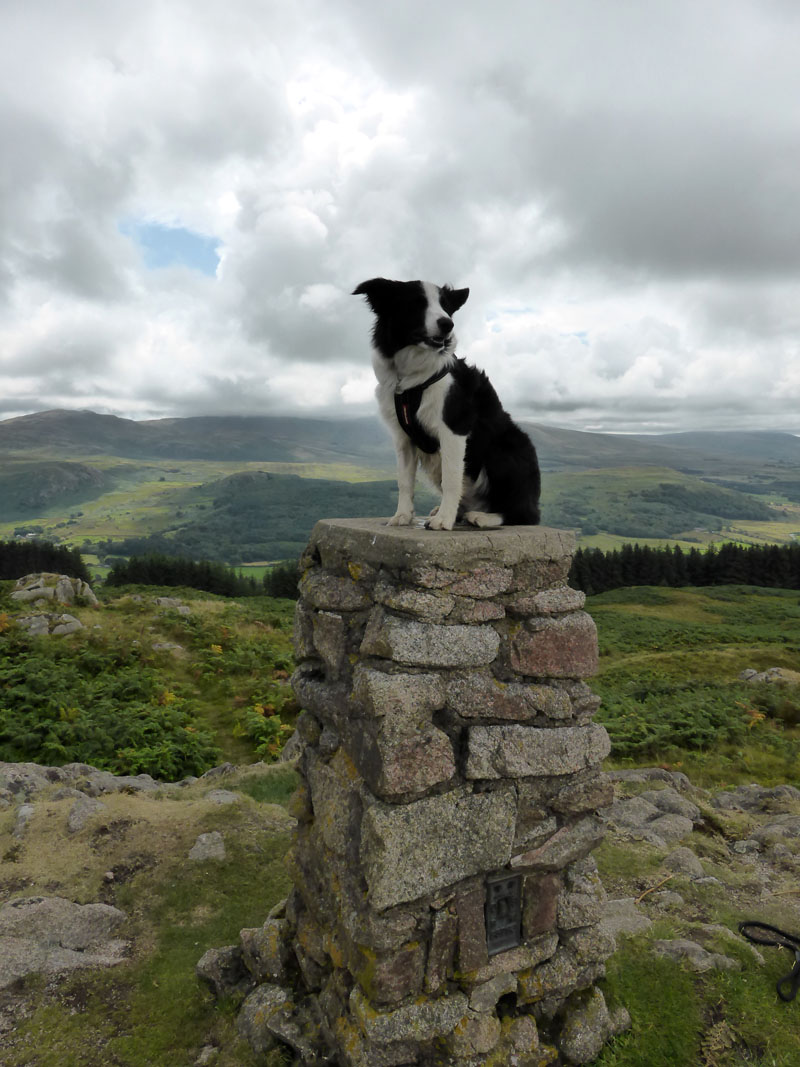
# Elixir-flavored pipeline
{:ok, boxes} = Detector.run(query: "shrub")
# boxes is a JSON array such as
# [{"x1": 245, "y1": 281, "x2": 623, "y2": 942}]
[{"x1": 0, "y1": 630, "x2": 221, "y2": 778}]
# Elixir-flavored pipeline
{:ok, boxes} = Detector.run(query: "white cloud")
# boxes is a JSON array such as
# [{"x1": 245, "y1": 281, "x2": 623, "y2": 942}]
[{"x1": 2, "y1": 0, "x2": 800, "y2": 431}]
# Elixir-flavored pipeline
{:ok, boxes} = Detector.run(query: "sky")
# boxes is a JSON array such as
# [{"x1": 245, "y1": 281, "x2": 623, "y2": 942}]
[{"x1": 2, "y1": 0, "x2": 800, "y2": 435}]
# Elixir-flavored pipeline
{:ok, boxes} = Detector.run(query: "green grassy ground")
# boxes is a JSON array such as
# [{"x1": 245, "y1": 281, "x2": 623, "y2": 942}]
[
  {"x1": 0, "y1": 768, "x2": 294, "y2": 1067},
  {"x1": 591, "y1": 585, "x2": 800, "y2": 786}
]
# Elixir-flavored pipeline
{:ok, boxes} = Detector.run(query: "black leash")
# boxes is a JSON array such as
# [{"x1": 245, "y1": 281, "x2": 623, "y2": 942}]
[{"x1": 738, "y1": 921, "x2": 800, "y2": 1002}]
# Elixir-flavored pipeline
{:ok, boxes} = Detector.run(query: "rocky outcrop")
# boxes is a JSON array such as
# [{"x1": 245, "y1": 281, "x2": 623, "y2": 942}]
[
  {"x1": 0, "y1": 897, "x2": 128, "y2": 991},
  {"x1": 10, "y1": 573, "x2": 99, "y2": 636},
  {"x1": 11, "y1": 573, "x2": 98, "y2": 607}
]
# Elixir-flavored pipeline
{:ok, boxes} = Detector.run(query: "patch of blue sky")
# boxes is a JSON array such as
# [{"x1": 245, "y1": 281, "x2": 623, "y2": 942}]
[{"x1": 120, "y1": 219, "x2": 221, "y2": 276}]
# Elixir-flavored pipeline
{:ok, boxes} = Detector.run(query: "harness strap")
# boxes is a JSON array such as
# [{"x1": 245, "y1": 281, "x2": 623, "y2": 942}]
[{"x1": 394, "y1": 365, "x2": 451, "y2": 454}]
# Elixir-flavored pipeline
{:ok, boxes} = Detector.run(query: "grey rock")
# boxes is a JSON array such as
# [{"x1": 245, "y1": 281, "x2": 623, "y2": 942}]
[
  {"x1": 200, "y1": 762, "x2": 236, "y2": 779},
  {"x1": 189, "y1": 832, "x2": 226, "y2": 861},
  {"x1": 312, "y1": 610, "x2": 347, "y2": 678},
  {"x1": 351, "y1": 667, "x2": 446, "y2": 724},
  {"x1": 13, "y1": 803, "x2": 35, "y2": 839},
  {"x1": 52, "y1": 614, "x2": 84, "y2": 635},
  {"x1": 350, "y1": 985, "x2": 468, "y2": 1044},
  {"x1": 651, "y1": 890, "x2": 685, "y2": 907},
  {"x1": 652, "y1": 938, "x2": 741, "y2": 972},
  {"x1": 608, "y1": 767, "x2": 693, "y2": 792},
  {"x1": 374, "y1": 577, "x2": 455, "y2": 621},
  {"x1": 197, "y1": 944, "x2": 252, "y2": 1000},
  {"x1": 752, "y1": 815, "x2": 800, "y2": 845},
  {"x1": 12, "y1": 573, "x2": 98, "y2": 606},
  {"x1": 194, "y1": 1046, "x2": 219, "y2": 1066},
  {"x1": 607, "y1": 795, "x2": 661, "y2": 829},
  {"x1": 639, "y1": 788, "x2": 702, "y2": 823},
  {"x1": 446, "y1": 671, "x2": 572, "y2": 721},
  {"x1": 237, "y1": 984, "x2": 287, "y2": 1053},
  {"x1": 712, "y1": 783, "x2": 800, "y2": 813},
  {"x1": 0, "y1": 896, "x2": 127, "y2": 990},
  {"x1": 152, "y1": 641, "x2": 185, "y2": 655},
  {"x1": 360, "y1": 787, "x2": 516, "y2": 910},
  {"x1": 466, "y1": 722, "x2": 610, "y2": 779},
  {"x1": 67, "y1": 796, "x2": 106, "y2": 833},
  {"x1": 506, "y1": 586, "x2": 586, "y2": 616},
  {"x1": 599, "y1": 898, "x2": 653, "y2": 939},
  {"x1": 240, "y1": 920, "x2": 289, "y2": 982},
  {"x1": 558, "y1": 856, "x2": 607, "y2": 929},
  {"x1": 304, "y1": 517, "x2": 574, "y2": 576},
  {"x1": 468, "y1": 972, "x2": 517, "y2": 1012},
  {"x1": 558, "y1": 987, "x2": 621, "y2": 1065},
  {"x1": 647, "y1": 813, "x2": 695, "y2": 843},
  {"x1": 300, "y1": 569, "x2": 373, "y2": 612},
  {"x1": 446, "y1": 1012, "x2": 502, "y2": 1058},
  {"x1": 16, "y1": 613, "x2": 51, "y2": 635},
  {"x1": 742, "y1": 666, "x2": 800, "y2": 685},
  {"x1": 510, "y1": 815, "x2": 606, "y2": 872},
  {"x1": 361, "y1": 608, "x2": 500, "y2": 668},
  {"x1": 696, "y1": 924, "x2": 765, "y2": 965},
  {"x1": 663, "y1": 847, "x2": 706, "y2": 878},
  {"x1": 733, "y1": 839, "x2": 761, "y2": 855},
  {"x1": 204, "y1": 789, "x2": 240, "y2": 805}
]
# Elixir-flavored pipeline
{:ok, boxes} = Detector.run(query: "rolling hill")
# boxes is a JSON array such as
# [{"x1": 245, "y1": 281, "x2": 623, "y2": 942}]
[
  {"x1": 3, "y1": 408, "x2": 799, "y2": 473},
  {"x1": 1, "y1": 410, "x2": 798, "y2": 561}
]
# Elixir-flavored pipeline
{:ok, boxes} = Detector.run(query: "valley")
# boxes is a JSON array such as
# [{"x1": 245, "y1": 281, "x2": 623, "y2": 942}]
[{"x1": 1, "y1": 410, "x2": 799, "y2": 572}]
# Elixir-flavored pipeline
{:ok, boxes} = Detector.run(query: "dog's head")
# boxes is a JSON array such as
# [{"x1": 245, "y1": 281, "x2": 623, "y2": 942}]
[{"x1": 352, "y1": 278, "x2": 469, "y2": 360}]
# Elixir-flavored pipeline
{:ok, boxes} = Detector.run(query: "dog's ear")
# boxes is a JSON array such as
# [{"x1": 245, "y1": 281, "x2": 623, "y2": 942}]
[
  {"x1": 352, "y1": 277, "x2": 397, "y2": 313},
  {"x1": 449, "y1": 287, "x2": 469, "y2": 312}
]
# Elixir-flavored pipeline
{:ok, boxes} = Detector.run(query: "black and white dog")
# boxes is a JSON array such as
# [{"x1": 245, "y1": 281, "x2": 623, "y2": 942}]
[{"x1": 353, "y1": 277, "x2": 541, "y2": 530}]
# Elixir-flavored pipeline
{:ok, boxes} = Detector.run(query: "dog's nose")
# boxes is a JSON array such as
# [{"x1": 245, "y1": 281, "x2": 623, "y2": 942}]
[{"x1": 437, "y1": 316, "x2": 454, "y2": 335}]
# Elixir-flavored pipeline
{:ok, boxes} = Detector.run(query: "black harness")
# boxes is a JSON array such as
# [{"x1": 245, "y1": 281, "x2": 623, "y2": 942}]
[{"x1": 394, "y1": 365, "x2": 451, "y2": 454}]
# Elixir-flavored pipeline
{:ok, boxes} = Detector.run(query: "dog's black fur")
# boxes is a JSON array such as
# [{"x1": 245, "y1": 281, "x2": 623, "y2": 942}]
[{"x1": 353, "y1": 277, "x2": 541, "y2": 530}]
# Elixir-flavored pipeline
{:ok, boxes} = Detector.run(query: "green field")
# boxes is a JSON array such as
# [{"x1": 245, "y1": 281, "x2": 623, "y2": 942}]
[{"x1": 592, "y1": 585, "x2": 800, "y2": 786}]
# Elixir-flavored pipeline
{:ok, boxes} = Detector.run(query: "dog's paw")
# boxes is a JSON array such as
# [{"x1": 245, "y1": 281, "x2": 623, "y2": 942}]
[
  {"x1": 386, "y1": 512, "x2": 414, "y2": 526},
  {"x1": 425, "y1": 514, "x2": 455, "y2": 531},
  {"x1": 428, "y1": 505, "x2": 440, "y2": 516},
  {"x1": 462, "y1": 510, "x2": 504, "y2": 529}
]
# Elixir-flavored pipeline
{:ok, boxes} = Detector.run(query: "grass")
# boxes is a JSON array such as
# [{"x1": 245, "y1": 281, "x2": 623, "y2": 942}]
[
  {"x1": 0, "y1": 456, "x2": 392, "y2": 547},
  {"x1": 0, "y1": 580, "x2": 299, "y2": 772},
  {"x1": 1, "y1": 777, "x2": 294, "y2": 1067},
  {"x1": 590, "y1": 586, "x2": 800, "y2": 787}
]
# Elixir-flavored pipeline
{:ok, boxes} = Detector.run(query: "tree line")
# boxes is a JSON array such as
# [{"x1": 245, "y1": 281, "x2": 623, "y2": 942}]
[
  {"x1": 0, "y1": 539, "x2": 90, "y2": 582},
  {"x1": 569, "y1": 541, "x2": 800, "y2": 595},
  {"x1": 106, "y1": 553, "x2": 301, "y2": 599}
]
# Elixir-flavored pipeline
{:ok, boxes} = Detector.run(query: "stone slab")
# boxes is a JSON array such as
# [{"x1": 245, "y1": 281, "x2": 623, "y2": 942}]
[
  {"x1": 361, "y1": 610, "x2": 499, "y2": 668},
  {"x1": 361, "y1": 788, "x2": 517, "y2": 911},
  {"x1": 305, "y1": 518, "x2": 575, "y2": 573},
  {"x1": 466, "y1": 723, "x2": 610, "y2": 779},
  {"x1": 511, "y1": 613, "x2": 599, "y2": 679}
]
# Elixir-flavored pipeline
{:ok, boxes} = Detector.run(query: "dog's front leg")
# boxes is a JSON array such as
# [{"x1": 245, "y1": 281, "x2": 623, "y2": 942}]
[
  {"x1": 387, "y1": 436, "x2": 417, "y2": 526},
  {"x1": 426, "y1": 430, "x2": 466, "y2": 531}
]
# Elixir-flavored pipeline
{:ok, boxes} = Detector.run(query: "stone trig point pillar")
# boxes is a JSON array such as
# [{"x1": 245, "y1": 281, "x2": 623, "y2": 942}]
[{"x1": 283, "y1": 518, "x2": 618, "y2": 1066}]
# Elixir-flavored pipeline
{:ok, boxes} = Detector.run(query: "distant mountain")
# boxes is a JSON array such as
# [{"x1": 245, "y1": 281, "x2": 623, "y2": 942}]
[
  {"x1": 526, "y1": 424, "x2": 800, "y2": 474},
  {"x1": 0, "y1": 409, "x2": 395, "y2": 465},
  {"x1": 624, "y1": 430, "x2": 800, "y2": 467},
  {"x1": 2, "y1": 409, "x2": 799, "y2": 475}
]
